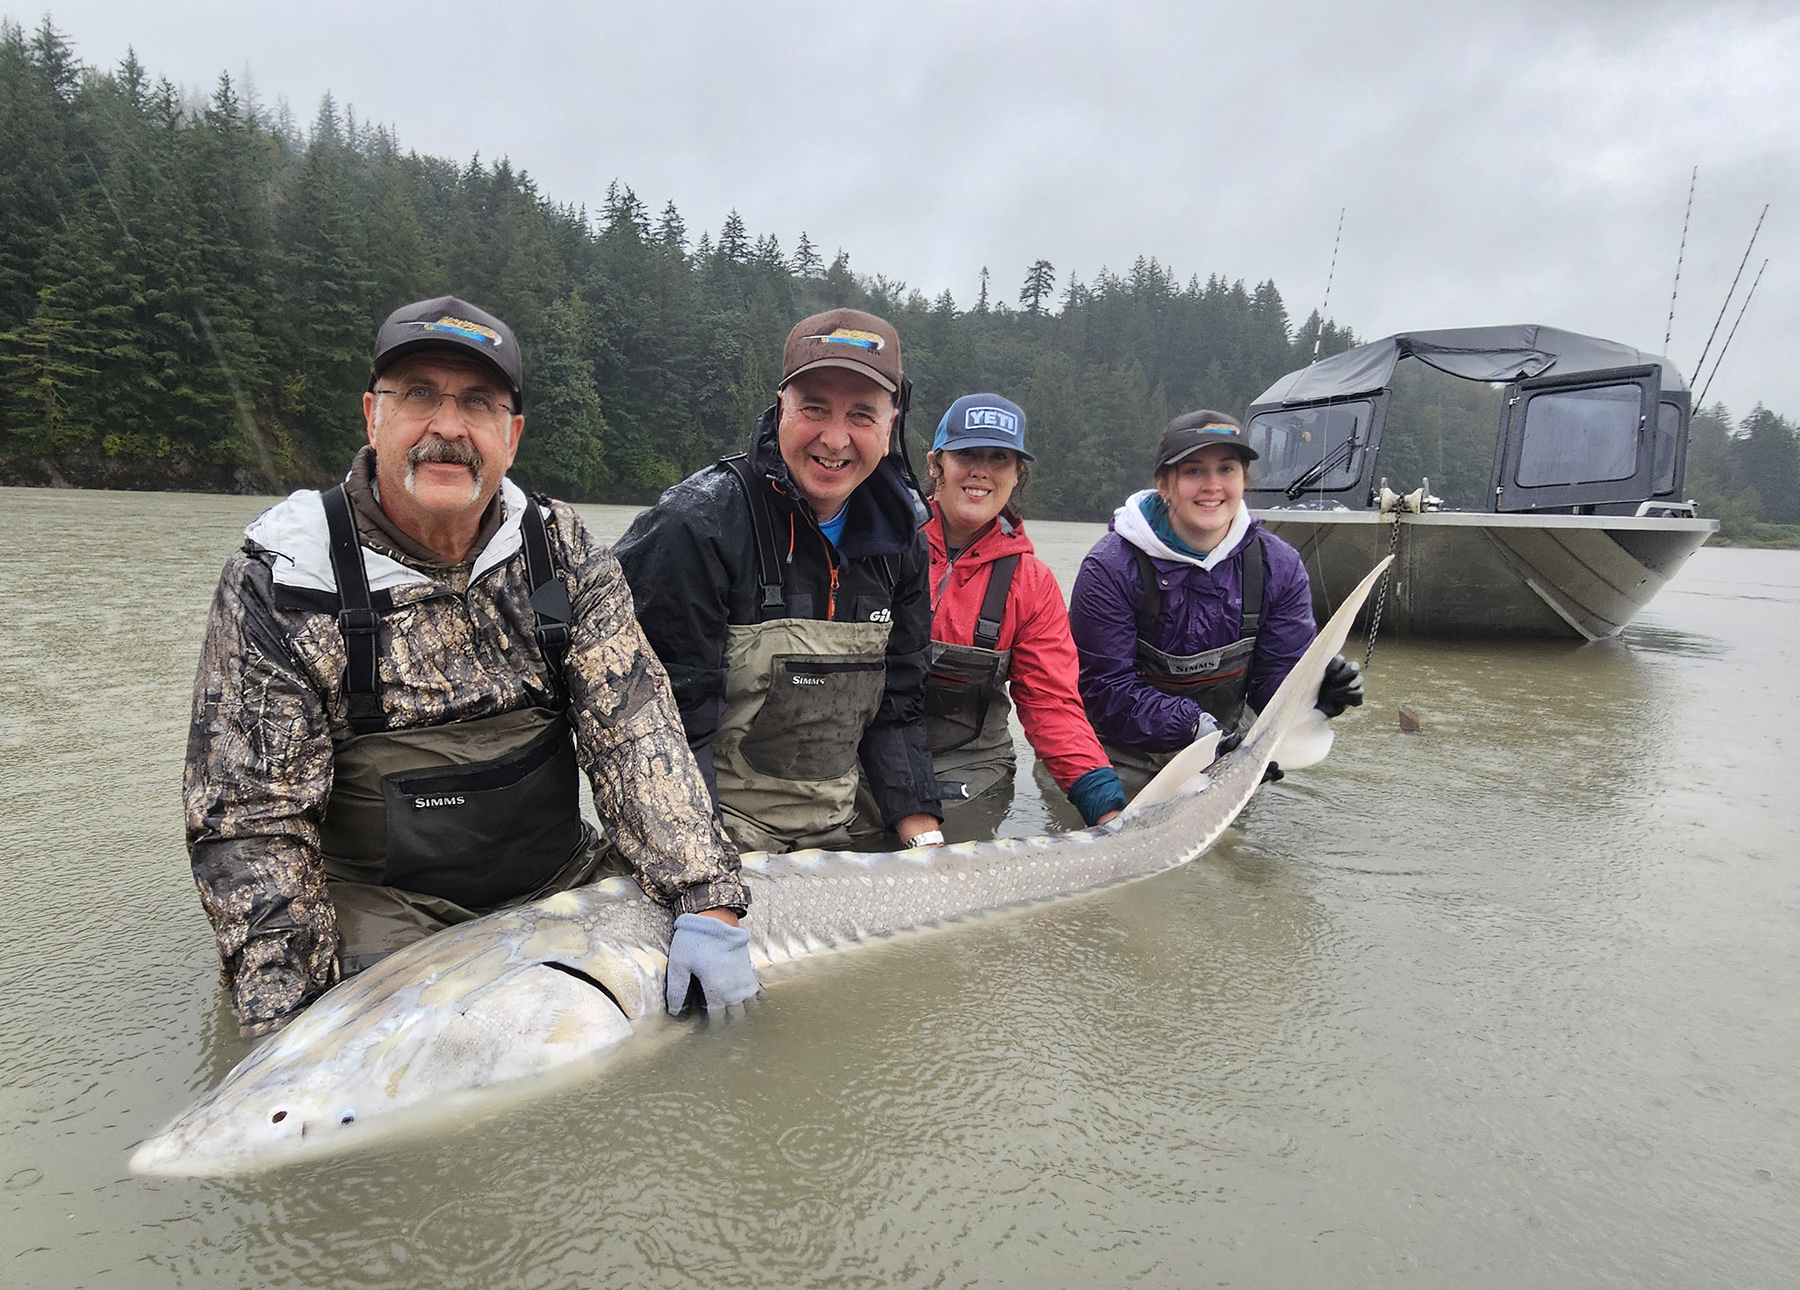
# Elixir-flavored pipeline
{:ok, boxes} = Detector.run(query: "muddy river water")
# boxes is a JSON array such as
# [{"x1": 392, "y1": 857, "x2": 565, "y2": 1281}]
[{"x1": 2, "y1": 487, "x2": 1796, "y2": 1288}]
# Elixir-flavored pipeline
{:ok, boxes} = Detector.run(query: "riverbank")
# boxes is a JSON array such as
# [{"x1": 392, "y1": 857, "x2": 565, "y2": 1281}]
[{"x1": 1709, "y1": 521, "x2": 1800, "y2": 549}]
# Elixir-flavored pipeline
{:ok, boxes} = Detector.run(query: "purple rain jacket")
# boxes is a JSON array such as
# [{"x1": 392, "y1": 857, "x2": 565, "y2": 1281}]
[{"x1": 1068, "y1": 491, "x2": 1317, "y2": 753}]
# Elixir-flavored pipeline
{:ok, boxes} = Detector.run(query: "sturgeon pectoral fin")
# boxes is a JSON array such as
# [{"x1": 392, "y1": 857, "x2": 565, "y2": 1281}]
[
  {"x1": 1120, "y1": 730, "x2": 1221, "y2": 822},
  {"x1": 1271, "y1": 705, "x2": 1335, "y2": 770},
  {"x1": 414, "y1": 964, "x2": 633, "y2": 1088}
]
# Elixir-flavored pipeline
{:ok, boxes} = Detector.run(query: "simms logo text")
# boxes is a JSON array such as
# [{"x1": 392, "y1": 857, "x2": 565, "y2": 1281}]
[
  {"x1": 790, "y1": 675, "x2": 827, "y2": 686},
  {"x1": 414, "y1": 795, "x2": 466, "y2": 809}
]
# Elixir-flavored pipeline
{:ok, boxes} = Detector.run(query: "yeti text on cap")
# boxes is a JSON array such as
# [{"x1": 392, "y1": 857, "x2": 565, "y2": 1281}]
[{"x1": 965, "y1": 407, "x2": 1019, "y2": 433}]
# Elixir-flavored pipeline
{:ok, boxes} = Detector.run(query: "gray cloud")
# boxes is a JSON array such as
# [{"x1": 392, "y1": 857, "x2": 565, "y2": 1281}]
[{"x1": 17, "y1": 0, "x2": 1800, "y2": 414}]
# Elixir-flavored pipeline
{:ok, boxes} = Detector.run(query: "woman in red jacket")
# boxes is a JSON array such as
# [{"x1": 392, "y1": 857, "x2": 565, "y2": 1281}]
[{"x1": 923, "y1": 394, "x2": 1126, "y2": 833}]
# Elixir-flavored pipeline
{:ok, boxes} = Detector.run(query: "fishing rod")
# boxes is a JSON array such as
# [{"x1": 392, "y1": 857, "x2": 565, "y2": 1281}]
[
  {"x1": 1664, "y1": 165, "x2": 1696, "y2": 355},
  {"x1": 1692, "y1": 203, "x2": 1768, "y2": 382},
  {"x1": 1696, "y1": 257, "x2": 1768, "y2": 409}
]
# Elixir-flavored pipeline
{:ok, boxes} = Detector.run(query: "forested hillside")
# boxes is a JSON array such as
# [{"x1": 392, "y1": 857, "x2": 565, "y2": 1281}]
[{"x1": 4, "y1": 18, "x2": 1796, "y2": 534}]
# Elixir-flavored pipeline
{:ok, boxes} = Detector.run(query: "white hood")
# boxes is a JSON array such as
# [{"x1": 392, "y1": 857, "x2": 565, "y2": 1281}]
[
  {"x1": 245, "y1": 475, "x2": 532, "y2": 594},
  {"x1": 1111, "y1": 489, "x2": 1254, "y2": 572}
]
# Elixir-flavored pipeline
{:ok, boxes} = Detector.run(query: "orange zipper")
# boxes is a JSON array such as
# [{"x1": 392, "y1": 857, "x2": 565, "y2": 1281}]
[{"x1": 791, "y1": 502, "x2": 841, "y2": 620}]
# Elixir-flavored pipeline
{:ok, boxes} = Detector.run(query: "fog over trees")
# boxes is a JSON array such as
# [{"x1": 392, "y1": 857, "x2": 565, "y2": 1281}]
[{"x1": 3, "y1": 19, "x2": 1795, "y2": 533}]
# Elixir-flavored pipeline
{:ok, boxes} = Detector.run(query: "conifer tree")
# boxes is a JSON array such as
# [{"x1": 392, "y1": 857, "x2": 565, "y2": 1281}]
[
  {"x1": 1020, "y1": 259, "x2": 1056, "y2": 314},
  {"x1": 717, "y1": 209, "x2": 749, "y2": 263},
  {"x1": 791, "y1": 231, "x2": 821, "y2": 278},
  {"x1": 513, "y1": 291, "x2": 610, "y2": 497},
  {"x1": 655, "y1": 200, "x2": 687, "y2": 252}
]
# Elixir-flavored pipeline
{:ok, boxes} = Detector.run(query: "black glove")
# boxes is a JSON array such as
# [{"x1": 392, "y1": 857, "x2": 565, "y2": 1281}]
[
  {"x1": 1316, "y1": 654, "x2": 1364, "y2": 719},
  {"x1": 1217, "y1": 729, "x2": 1278, "y2": 778}
]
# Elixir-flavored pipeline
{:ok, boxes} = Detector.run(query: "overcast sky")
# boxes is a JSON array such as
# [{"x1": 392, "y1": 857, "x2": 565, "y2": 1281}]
[{"x1": 14, "y1": 0, "x2": 1800, "y2": 416}]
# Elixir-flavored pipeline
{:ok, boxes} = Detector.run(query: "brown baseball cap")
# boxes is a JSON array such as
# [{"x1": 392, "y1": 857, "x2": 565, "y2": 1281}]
[{"x1": 780, "y1": 308, "x2": 902, "y2": 394}]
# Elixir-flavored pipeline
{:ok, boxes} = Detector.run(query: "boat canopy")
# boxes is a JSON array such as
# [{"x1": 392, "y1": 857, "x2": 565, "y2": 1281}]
[{"x1": 1252, "y1": 325, "x2": 1687, "y2": 408}]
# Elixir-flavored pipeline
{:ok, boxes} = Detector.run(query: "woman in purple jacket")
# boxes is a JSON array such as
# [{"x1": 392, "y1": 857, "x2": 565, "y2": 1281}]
[{"x1": 1068, "y1": 409, "x2": 1363, "y2": 794}]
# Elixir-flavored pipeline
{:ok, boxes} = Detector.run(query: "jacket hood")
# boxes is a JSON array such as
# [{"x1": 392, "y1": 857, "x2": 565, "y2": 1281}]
[
  {"x1": 925, "y1": 503, "x2": 1035, "y2": 567},
  {"x1": 746, "y1": 403, "x2": 927, "y2": 559},
  {"x1": 245, "y1": 473, "x2": 533, "y2": 595},
  {"x1": 1112, "y1": 488, "x2": 1255, "y2": 572}
]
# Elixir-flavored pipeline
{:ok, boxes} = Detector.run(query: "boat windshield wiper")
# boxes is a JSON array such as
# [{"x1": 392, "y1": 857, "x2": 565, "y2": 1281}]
[{"x1": 1284, "y1": 437, "x2": 1359, "y2": 500}]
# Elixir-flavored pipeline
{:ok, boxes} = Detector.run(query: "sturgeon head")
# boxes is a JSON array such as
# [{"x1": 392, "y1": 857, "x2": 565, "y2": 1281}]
[
  {"x1": 132, "y1": 558, "x2": 1392, "y2": 1177},
  {"x1": 129, "y1": 881, "x2": 672, "y2": 1176}
]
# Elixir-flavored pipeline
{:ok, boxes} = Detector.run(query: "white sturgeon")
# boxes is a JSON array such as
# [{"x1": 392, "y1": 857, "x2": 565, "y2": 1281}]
[{"x1": 130, "y1": 559, "x2": 1392, "y2": 1176}]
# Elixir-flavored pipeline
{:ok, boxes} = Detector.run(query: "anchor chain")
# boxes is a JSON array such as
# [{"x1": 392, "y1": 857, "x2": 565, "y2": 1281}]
[{"x1": 1362, "y1": 506, "x2": 1402, "y2": 670}]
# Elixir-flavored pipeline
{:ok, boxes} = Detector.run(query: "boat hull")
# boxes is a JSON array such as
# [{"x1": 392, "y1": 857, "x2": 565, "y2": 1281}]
[{"x1": 1253, "y1": 510, "x2": 1717, "y2": 640}]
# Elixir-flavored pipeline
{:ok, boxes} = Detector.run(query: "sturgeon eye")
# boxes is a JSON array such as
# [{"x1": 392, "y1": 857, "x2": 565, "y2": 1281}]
[
  {"x1": 339, "y1": 1110, "x2": 356, "y2": 1125},
  {"x1": 271, "y1": 1111, "x2": 287, "y2": 1123}
]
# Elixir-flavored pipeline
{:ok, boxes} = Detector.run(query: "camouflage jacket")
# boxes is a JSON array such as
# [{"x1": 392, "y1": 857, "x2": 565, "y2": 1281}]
[{"x1": 184, "y1": 474, "x2": 748, "y2": 1032}]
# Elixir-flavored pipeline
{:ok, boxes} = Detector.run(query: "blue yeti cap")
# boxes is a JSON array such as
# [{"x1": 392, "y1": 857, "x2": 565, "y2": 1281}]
[{"x1": 931, "y1": 393, "x2": 1035, "y2": 461}]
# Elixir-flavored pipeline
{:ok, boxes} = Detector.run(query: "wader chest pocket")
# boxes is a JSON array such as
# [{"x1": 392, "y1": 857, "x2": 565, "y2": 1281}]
[
  {"x1": 741, "y1": 655, "x2": 886, "y2": 781},
  {"x1": 925, "y1": 654, "x2": 1004, "y2": 755},
  {"x1": 1137, "y1": 638, "x2": 1256, "y2": 726},
  {"x1": 1139, "y1": 637, "x2": 1253, "y2": 687},
  {"x1": 378, "y1": 718, "x2": 581, "y2": 910}
]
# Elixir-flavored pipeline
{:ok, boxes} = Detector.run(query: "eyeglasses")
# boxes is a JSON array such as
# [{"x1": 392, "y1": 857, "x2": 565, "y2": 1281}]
[{"x1": 374, "y1": 385, "x2": 514, "y2": 429}]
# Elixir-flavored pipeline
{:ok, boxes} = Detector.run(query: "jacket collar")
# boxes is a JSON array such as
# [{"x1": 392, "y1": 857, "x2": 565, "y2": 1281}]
[
  {"x1": 927, "y1": 503, "x2": 1032, "y2": 566},
  {"x1": 246, "y1": 472, "x2": 532, "y2": 595},
  {"x1": 1112, "y1": 488, "x2": 1254, "y2": 572}
]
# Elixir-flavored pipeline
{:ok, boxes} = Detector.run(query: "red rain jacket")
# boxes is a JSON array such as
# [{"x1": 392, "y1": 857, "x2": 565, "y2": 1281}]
[{"x1": 926, "y1": 506, "x2": 1110, "y2": 792}]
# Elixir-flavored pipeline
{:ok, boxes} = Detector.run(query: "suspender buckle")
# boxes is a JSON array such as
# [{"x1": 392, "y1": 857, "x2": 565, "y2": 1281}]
[
  {"x1": 975, "y1": 616, "x2": 1003, "y2": 641},
  {"x1": 338, "y1": 607, "x2": 379, "y2": 636},
  {"x1": 537, "y1": 622, "x2": 571, "y2": 653},
  {"x1": 760, "y1": 583, "x2": 785, "y2": 610}
]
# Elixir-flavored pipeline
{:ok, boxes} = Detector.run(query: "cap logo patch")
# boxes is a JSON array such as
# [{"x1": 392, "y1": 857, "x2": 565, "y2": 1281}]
[
  {"x1": 807, "y1": 327, "x2": 885, "y2": 352},
  {"x1": 1200, "y1": 423, "x2": 1239, "y2": 435},
  {"x1": 408, "y1": 315, "x2": 504, "y2": 348},
  {"x1": 964, "y1": 407, "x2": 1019, "y2": 434}
]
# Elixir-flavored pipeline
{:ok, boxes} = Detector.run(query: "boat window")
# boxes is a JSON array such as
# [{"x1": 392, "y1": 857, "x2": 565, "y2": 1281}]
[
  {"x1": 1653, "y1": 402, "x2": 1680, "y2": 494},
  {"x1": 1515, "y1": 383, "x2": 1642, "y2": 486},
  {"x1": 1247, "y1": 400, "x2": 1369, "y2": 492}
]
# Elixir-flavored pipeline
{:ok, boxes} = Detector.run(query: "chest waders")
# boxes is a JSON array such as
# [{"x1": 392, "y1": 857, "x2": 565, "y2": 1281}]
[
  {"x1": 314, "y1": 485, "x2": 596, "y2": 972},
  {"x1": 923, "y1": 553, "x2": 1021, "y2": 810},
  {"x1": 711, "y1": 457, "x2": 893, "y2": 855},
  {"x1": 1103, "y1": 536, "x2": 1265, "y2": 796}
]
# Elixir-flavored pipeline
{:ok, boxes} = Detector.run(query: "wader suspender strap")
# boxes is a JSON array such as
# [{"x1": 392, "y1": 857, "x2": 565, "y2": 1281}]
[
  {"x1": 973, "y1": 554, "x2": 1021, "y2": 650},
  {"x1": 321, "y1": 484, "x2": 387, "y2": 736},
  {"x1": 522, "y1": 492, "x2": 572, "y2": 688},
  {"x1": 1238, "y1": 533, "x2": 1265, "y2": 637},
  {"x1": 721, "y1": 454, "x2": 786, "y2": 614},
  {"x1": 320, "y1": 485, "x2": 575, "y2": 736},
  {"x1": 1130, "y1": 534, "x2": 1267, "y2": 646},
  {"x1": 1131, "y1": 545, "x2": 1163, "y2": 643}
]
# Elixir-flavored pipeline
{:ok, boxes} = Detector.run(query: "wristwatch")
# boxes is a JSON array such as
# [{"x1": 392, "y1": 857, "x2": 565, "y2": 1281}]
[{"x1": 906, "y1": 830, "x2": 946, "y2": 847}]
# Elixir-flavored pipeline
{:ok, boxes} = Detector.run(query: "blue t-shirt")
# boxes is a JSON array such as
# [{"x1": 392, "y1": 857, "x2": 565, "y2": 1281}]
[{"x1": 817, "y1": 508, "x2": 848, "y2": 547}]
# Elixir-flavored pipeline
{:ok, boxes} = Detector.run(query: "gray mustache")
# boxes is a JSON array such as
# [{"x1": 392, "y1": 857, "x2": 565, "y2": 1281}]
[{"x1": 407, "y1": 435, "x2": 483, "y2": 479}]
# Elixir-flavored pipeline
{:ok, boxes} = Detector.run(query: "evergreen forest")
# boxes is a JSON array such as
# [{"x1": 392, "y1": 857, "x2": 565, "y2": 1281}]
[{"x1": 3, "y1": 19, "x2": 1797, "y2": 539}]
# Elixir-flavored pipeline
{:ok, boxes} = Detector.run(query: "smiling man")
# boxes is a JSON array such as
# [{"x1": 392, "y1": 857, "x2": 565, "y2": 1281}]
[
  {"x1": 184, "y1": 296, "x2": 756, "y2": 1037},
  {"x1": 614, "y1": 308, "x2": 943, "y2": 854}
]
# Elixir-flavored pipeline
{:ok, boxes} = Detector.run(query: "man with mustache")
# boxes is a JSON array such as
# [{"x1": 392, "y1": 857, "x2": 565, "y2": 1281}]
[
  {"x1": 184, "y1": 297, "x2": 756, "y2": 1037},
  {"x1": 614, "y1": 309, "x2": 943, "y2": 854}
]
